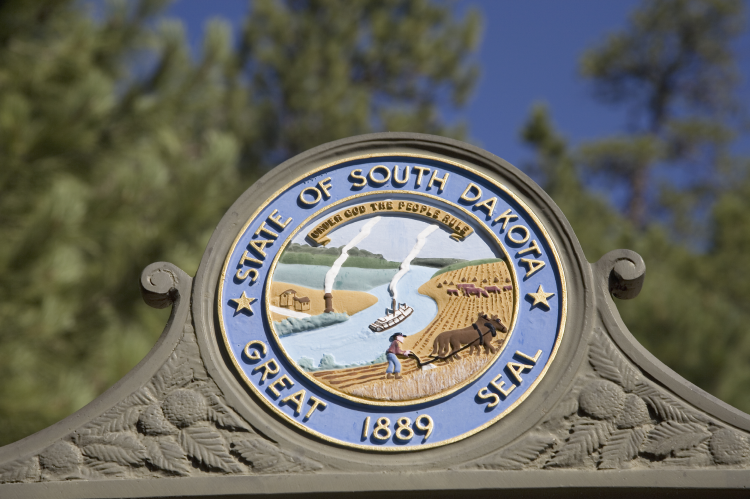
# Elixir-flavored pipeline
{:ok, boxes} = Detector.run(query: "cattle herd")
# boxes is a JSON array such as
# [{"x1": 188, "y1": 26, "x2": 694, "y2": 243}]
[{"x1": 445, "y1": 282, "x2": 512, "y2": 297}]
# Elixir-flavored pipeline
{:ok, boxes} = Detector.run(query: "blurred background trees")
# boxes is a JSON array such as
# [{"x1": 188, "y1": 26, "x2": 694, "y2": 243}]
[
  {"x1": 0, "y1": 0, "x2": 480, "y2": 445},
  {"x1": 0, "y1": 0, "x2": 748, "y2": 446},
  {"x1": 523, "y1": 0, "x2": 750, "y2": 411}
]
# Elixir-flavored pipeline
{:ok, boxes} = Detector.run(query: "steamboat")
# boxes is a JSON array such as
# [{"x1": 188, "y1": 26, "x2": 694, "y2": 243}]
[{"x1": 368, "y1": 299, "x2": 414, "y2": 332}]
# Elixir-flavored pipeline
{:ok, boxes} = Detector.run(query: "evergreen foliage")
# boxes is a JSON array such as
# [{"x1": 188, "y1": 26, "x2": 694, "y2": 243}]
[
  {"x1": 280, "y1": 243, "x2": 400, "y2": 268},
  {"x1": 521, "y1": 0, "x2": 750, "y2": 414},
  {"x1": 431, "y1": 258, "x2": 506, "y2": 278},
  {"x1": 0, "y1": 0, "x2": 480, "y2": 445},
  {"x1": 1, "y1": 0, "x2": 749, "y2": 449},
  {"x1": 579, "y1": 0, "x2": 743, "y2": 232}
]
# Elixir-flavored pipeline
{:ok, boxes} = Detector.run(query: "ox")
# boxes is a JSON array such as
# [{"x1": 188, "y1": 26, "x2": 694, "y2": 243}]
[
  {"x1": 430, "y1": 313, "x2": 507, "y2": 360},
  {"x1": 466, "y1": 287, "x2": 489, "y2": 297}
]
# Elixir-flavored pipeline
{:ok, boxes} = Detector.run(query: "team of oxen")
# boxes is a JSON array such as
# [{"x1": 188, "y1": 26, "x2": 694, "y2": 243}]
[{"x1": 407, "y1": 281, "x2": 513, "y2": 369}]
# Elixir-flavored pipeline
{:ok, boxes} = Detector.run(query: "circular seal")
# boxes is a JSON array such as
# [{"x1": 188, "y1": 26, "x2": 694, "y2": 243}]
[{"x1": 218, "y1": 153, "x2": 565, "y2": 451}]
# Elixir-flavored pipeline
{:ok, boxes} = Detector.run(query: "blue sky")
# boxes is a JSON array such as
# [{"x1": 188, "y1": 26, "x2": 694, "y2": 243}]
[{"x1": 164, "y1": 0, "x2": 749, "y2": 173}]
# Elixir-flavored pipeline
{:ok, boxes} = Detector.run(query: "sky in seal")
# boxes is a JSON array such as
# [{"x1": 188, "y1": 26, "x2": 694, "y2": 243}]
[{"x1": 291, "y1": 215, "x2": 497, "y2": 262}]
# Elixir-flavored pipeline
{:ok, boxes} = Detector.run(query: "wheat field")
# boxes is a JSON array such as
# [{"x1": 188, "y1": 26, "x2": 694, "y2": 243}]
[
  {"x1": 312, "y1": 261, "x2": 516, "y2": 400},
  {"x1": 348, "y1": 354, "x2": 492, "y2": 401},
  {"x1": 403, "y1": 261, "x2": 514, "y2": 358}
]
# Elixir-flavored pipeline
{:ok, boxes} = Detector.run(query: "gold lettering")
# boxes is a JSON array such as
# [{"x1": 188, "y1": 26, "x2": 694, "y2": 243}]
[
  {"x1": 349, "y1": 169, "x2": 367, "y2": 188},
  {"x1": 299, "y1": 186, "x2": 322, "y2": 206},
  {"x1": 254, "y1": 221, "x2": 279, "y2": 239},
  {"x1": 373, "y1": 417, "x2": 392, "y2": 440},
  {"x1": 268, "y1": 374, "x2": 294, "y2": 397},
  {"x1": 519, "y1": 258, "x2": 545, "y2": 278},
  {"x1": 395, "y1": 417, "x2": 414, "y2": 441},
  {"x1": 412, "y1": 166, "x2": 430, "y2": 187},
  {"x1": 307, "y1": 198, "x2": 473, "y2": 243},
  {"x1": 460, "y1": 183, "x2": 482, "y2": 202},
  {"x1": 304, "y1": 396, "x2": 327, "y2": 421},
  {"x1": 515, "y1": 349, "x2": 543, "y2": 364},
  {"x1": 249, "y1": 239, "x2": 273, "y2": 258},
  {"x1": 393, "y1": 165, "x2": 409, "y2": 185},
  {"x1": 362, "y1": 416, "x2": 370, "y2": 438},
  {"x1": 281, "y1": 389, "x2": 306, "y2": 416},
  {"x1": 507, "y1": 225, "x2": 530, "y2": 245},
  {"x1": 235, "y1": 268, "x2": 259, "y2": 282},
  {"x1": 477, "y1": 387, "x2": 501, "y2": 408},
  {"x1": 493, "y1": 209, "x2": 518, "y2": 231},
  {"x1": 252, "y1": 358, "x2": 279, "y2": 382},
  {"x1": 475, "y1": 197, "x2": 498, "y2": 217},
  {"x1": 243, "y1": 340, "x2": 267, "y2": 361},
  {"x1": 490, "y1": 373, "x2": 515, "y2": 397},
  {"x1": 428, "y1": 170, "x2": 449, "y2": 192},
  {"x1": 415, "y1": 414, "x2": 434, "y2": 441},
  {"x1": 368, "y1": 165, "x2": 391, "y2": 185},
  {"x1": 239, "y1": 250, "x2": 262, "y2": 266},
  {"x1": 517, "y1": 239, "x2": 542, "y2": 257},
  {"x1": 318, "y1": 177, "x2": 333, "y2": 198},
  {"x1": 507, "y1": 361, "x2": 534, "y2": 384},
  {"x1": 267, "y1": 209, "x2": 292, "y2": 229}
]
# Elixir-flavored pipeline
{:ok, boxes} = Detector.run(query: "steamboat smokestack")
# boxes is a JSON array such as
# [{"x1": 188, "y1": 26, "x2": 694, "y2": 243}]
[
  {"x1": 324, "y1": 293, "x2": 334, "y2": 313},
  {"x1": 392, "y1": 298, "x2": 397, "y2": 312}
]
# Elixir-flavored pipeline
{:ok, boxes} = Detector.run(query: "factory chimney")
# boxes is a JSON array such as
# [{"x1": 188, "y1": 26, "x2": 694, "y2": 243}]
[{"x1": 324, "y1": 293, "x2": 334, "y2": 313}]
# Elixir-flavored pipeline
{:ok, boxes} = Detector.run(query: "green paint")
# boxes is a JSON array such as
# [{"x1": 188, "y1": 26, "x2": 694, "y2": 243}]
[{"x1": 431, "y1": 258, "x2": 506, "y2": 278}]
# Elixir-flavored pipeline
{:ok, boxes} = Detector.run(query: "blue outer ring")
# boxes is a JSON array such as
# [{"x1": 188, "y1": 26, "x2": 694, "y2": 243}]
[{"x1": 218, "y1": 156, "x2": 564, "y2": 450}]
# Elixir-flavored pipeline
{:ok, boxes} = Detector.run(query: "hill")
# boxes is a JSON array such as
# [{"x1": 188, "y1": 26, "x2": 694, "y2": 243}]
[
  {"x1": 279, "y1": 243, "x2": 400, "y2": 269},
  {"x1": 431, "y1": 258, "x2": 506, "y2": 278}
]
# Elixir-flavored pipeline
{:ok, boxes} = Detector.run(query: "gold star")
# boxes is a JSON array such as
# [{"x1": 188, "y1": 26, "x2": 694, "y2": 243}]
[
  {"x1": 527, "y1": 285, "x2": 554, "y2": 310},
  {"x1": 230, "y1": 291, "x2": 256, "y2": 315}
]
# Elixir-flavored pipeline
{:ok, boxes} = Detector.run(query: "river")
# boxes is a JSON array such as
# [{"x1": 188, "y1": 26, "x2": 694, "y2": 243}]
[{"x1": 278, "y1": 265, "x2": 438, "y2": 368}]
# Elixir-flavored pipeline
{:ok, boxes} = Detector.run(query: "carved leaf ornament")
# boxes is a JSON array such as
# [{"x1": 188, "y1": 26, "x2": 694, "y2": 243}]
[
  {"x1": 0, "y1": 326, "x2": 321, "y2": 482},
  {"x1": 467, "y1": 329, "x2": 750, "y2": 470}
]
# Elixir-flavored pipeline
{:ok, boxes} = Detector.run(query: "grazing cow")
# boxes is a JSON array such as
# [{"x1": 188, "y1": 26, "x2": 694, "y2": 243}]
[
  {"x1": 466, "y1": 287, "x2": 489, "y2": 297},
  {"x1": 447, "y1": 288, "x2": 459, "y2": 296},
  {"x1": 430, "y1": 313, "x2": 507, "y2": 360},
  {"x1": 455, "y1": 283, "x2": 477, "y2": 296},
  {"x1": 503, "y1": 285, "x2": 512, "y2": 291},
  {"x1": 484, "y1": 285, "x2": 501, "y2": 293}
]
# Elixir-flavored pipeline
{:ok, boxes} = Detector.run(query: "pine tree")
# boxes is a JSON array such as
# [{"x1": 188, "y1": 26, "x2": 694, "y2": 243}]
[
  {"x1": 578, "y1": 0, "x2": 743, "y2": 230},
  {"x1": 0, "y1": 0, "x2": 480, "y2": 445},
  {"x1": 236, "y1": 0, "x2": 481, "y2": 166},
  {"x1": 521, "y1": 0, "x2": 750, "y2": 415},
  {"x1": 0, "y1": 0, "x2": 246, "y2": 445}
]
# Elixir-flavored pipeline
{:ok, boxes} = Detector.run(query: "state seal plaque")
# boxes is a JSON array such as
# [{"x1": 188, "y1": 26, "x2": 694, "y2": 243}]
[{"x1": 218, "y1": 152, "x2": 566, "y2": 450}]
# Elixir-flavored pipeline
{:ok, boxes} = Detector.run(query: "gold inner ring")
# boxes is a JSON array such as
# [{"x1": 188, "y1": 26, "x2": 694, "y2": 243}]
[{"x1": 264, "y1": 190, "x2": 520, "y2": 406}]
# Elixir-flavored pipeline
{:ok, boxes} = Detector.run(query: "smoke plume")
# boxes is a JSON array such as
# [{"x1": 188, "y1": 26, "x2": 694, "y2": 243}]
[
  {"x1": 323, "y1": 216, "x2": 381, "y2": 293},
  {"x1": 389, "y1": 224, "x2": 439, "y2": 304}
]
